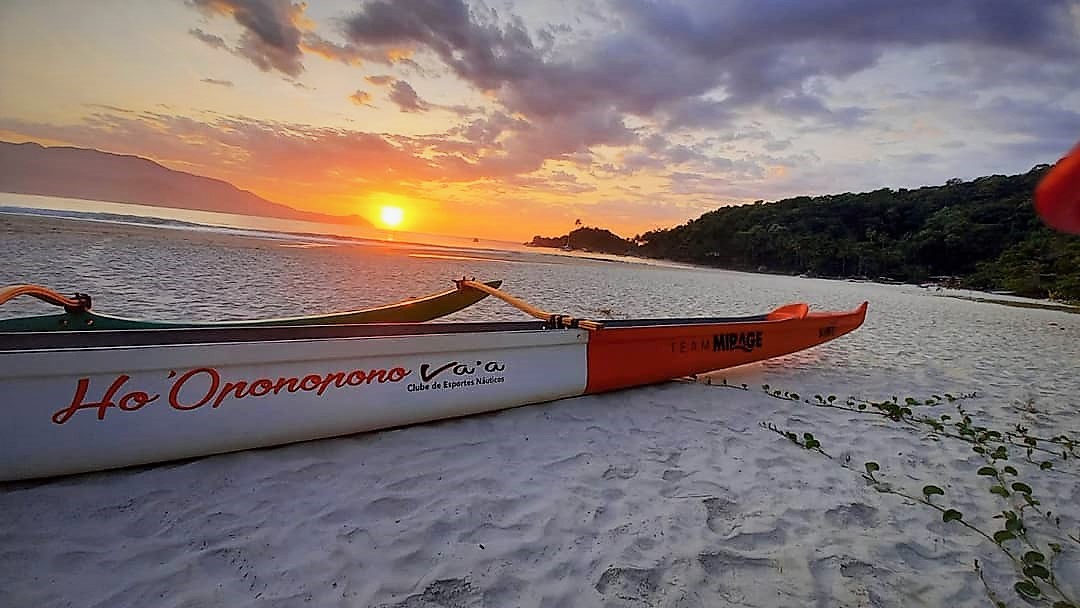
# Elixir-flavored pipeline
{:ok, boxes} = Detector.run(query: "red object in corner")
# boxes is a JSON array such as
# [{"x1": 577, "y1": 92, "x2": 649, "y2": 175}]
[{"x1": 1035, "y1": 141, "x2": 1080, "y2": 234}]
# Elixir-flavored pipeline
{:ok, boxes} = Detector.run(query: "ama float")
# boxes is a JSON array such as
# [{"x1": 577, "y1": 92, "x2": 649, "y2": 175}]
[{"x1": 0, "y1": 280, "x2": 867, "y2": 481}]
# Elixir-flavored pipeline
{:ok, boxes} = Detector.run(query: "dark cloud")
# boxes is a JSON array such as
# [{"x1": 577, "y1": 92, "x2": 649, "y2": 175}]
[
  {"x1": 341, "y1": 0, "x2": 543, "y2": 92},
  {"x1": 977, "y1": 96, "x2": 1080, "y2": 161},
  {"x1": 620, "y1": 0, "x2": 1076, "y2": 60},
  {"x1": 387, "y1": 80, "x2": 430, "y2": 112},
  {"x1": 450, "y1": 112, "x2": 529, "y2": 147},
  {"x1": 188, "y1": 0, "x2": 308, "y2": 77},
  {"x1": 365, "y1": 76, "x2": 479, "y2": 115},
  {"x1": 189, "y1": 28, "x2": 228, "y2": 50},
  {"x1": 333, "y1": 0, "x2": 1078, "y2": 137},
  {"x1": 201, "y1": 78, "x2": 234, "y2": 87}
]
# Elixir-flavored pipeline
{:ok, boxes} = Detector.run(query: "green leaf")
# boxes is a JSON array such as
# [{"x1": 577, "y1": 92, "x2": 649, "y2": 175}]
[
  {"x1": 942, "y1": 509, "x2": 963, "y2": 523},
  {"x1": 905, "y1": 397, "x2": 919, "y2": 406},
  {"x1": 1014, "y1": 580, "x2": 1041, "y2": 599},
  {"x1": 989, "y1": 485, "x2": 1010, "y2": 498},
  {"x1": 922, "y1": 485, "x2": 944, "y2": 498},
  {"x1": 993, "y1": 530, "x2": 1015, "y2": 543},
  {"x1": 1022, "y1": 551, "x2": 1045, "y2": 564},
  {"x1": 857, "y1": 403, "x2": 867, "y2": 410},
  {"x1": 1005, "y1": 518, "x2": 1022, "y2": 533},
  {"x1": 1003, "y1": 466, "x2": 1018, "y2": 476},
  {"x1": 827, "y1": 395, "x2": 836, "y2": 403},
  {"x1": 1023, "y1": 564, "x2": 1050, "y2": 580},
  {"x1": 864, "y1": 462, "x2": 880, "y2": 474},
  {"x1": 1024, "y1": 437, "x2": 1037, "y2": 447},
  {"x1": 977, "y1": 466, "x2": 998, "y2": 476},
  {"x1": 1052, "y1": 601, "x2": 1077, "y2": 608},
  {"x1": 1011, "y1": 482, "x2": 1032, "y2": 495},
  {"x1": 1040, "y1": 461, "x2": 1053, "y2": 470},
  {"x1": 804, "y1": 439, "x2": 820, "y2": 450},
  {"x1": 1049, "y1": 543, "x2": 1062, "y2": 554},
  {"x1": 790, "y1": 393, "x2": 800, "y2": 400},
  {"x1": 940, "y1": 414, "x2": 951, "y2": 421}
]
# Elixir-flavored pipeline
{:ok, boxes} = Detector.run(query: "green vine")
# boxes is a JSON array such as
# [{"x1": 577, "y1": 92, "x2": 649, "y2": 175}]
[{"x1": 754, "y1": 384, "x2": 1078, "y2": 607}]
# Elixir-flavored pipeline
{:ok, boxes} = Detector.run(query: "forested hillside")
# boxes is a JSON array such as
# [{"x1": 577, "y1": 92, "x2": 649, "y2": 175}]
[{"x1": 635, "y1": 165, "x2": 1079, "y2": 301}]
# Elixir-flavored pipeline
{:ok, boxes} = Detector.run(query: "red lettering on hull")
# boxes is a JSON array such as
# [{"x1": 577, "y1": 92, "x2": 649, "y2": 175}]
[
  {"x1": 52, "y1": 375, "x2": 159, "y2": 424},
  {"x1": 53, "y1": 365, "x2": 412, "y2": 424}
]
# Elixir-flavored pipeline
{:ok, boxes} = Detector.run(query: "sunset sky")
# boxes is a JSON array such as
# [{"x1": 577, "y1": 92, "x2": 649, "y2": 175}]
[{"x1": 1, "y1": 0, "x2": 1079, "y2": 241}]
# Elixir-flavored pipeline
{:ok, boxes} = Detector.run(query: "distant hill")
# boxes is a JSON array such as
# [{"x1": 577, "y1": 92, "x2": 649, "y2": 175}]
[
  {"x1": 0, "y1": 141, "x2": 371, "y2": 227},
  {"x1": 528, "y1": 226, "x2": 637, "y2": 255},
  {"x1": 636, "y1": 165, "x2": 1080, "y2": 301}
]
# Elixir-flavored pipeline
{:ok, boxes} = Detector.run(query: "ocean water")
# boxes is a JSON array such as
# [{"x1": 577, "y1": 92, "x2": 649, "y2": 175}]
[{"x1": 1, "y1": 201, "x2": 1079, "y2": 607}]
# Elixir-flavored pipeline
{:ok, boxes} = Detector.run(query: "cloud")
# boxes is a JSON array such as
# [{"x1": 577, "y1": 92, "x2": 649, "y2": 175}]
[
  {"x1": 189, "y1": 28, "x2": 228, "y2": 50},
  {"x1": 349, "y1": 90, "x2": 372, "y2": 106},
  {"x1": 365, "y1": 75, "x2": 395, "y2": 86},
  {"x1": 387, "y1": 79, "x2": 429, "y2": 112},
  {"x1": 201, "y1": 78, "x2": 234, "y2": 87},
  {"x1": 187, "y1": 0, "x2": 309, "y2": 77},
  {"x1": 333, "y1": 0, "x2": 1078, "y2": 132}
]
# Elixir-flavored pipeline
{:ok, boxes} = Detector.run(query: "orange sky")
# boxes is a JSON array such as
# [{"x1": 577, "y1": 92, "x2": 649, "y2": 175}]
[{"x1": 1, "y1": 1, "x2": 1077, "y2": 241}]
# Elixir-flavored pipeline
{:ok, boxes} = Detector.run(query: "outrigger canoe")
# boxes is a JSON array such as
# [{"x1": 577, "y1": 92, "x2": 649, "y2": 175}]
[
  {"x1": 0, "y1": 280, "x2": 868, "y2": 481},
  {"x1": 0, "y1": 281, "x2": 502, "y2": 331}
]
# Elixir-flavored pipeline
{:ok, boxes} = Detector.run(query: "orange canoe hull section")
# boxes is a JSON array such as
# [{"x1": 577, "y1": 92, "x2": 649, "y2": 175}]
[{"x1": 585, "y1": 301, "x2": 868, "y2": 394}]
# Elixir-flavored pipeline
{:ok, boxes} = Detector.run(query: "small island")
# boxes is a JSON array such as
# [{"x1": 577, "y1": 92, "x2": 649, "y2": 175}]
[{"x1": 527, "y1": 226, "x2": 638, "y2": 255}]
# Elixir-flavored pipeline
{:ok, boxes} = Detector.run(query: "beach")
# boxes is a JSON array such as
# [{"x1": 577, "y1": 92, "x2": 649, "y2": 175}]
[{"x1": 2, "y1": 212, "x2": 1078, "y2": 607}]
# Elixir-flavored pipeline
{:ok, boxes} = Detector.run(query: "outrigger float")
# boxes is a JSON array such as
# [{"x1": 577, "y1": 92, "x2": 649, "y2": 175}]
[
  {"x1": 0, "y1": 280, "x2": 867, "y2": 481},
  {"x1": 0, "y1": 281, "x2": 502, "y2": 331}
]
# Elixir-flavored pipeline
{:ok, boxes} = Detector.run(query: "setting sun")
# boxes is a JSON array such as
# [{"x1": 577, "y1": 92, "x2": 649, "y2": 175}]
[{"x1": 379, "y1": 205, "x2": 404, "y2": 229}]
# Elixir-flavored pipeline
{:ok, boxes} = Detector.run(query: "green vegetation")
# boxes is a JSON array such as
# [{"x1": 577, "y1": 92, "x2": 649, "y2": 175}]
[
  {"x1": 706, "y1": 378, "x2": 1078, "y2": 606},
  {"x1": 630, "y1": 165, "x2": 1078, "y2": 301}
]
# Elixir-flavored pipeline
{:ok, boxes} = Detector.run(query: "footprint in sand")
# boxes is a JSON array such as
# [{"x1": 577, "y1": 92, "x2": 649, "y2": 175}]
[
  {"x1": 595, "y1": 566, "x2": 663, "y2": 600},
  {"x1": 823, "y1": 503, "x2": 879, "y2": 528},
  {"x1": 602, "y1": 464, "x2": 639, "y2": 480},
  {"x1": 702, "y1": 497, "x2": 739, "y2": 534},
  {"x1": 377, "y1": 577, "x2": 481, "y2": 608}
]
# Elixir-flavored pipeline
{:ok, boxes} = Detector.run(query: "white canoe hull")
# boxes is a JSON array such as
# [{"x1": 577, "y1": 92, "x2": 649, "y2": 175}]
[{"x1": 0, "y1": 328, "x2": 589, "y2": 481}]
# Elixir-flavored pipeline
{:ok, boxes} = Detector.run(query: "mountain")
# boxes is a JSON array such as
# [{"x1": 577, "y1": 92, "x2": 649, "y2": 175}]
[{"x1": 0, "y1": 141, "x2": 370, "y2": 226}]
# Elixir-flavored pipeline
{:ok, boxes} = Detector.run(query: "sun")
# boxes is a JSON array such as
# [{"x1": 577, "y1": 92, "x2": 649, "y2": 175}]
[{"x1": 379, "y1": 205, "x2": 405, "y2": 229}]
